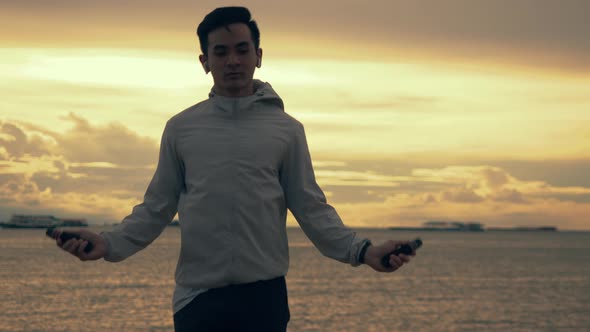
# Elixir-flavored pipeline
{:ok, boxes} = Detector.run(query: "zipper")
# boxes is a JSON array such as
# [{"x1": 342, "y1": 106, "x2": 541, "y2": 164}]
[{"x1": 229, "y1": 97, "x2": 238, "y2": 275}]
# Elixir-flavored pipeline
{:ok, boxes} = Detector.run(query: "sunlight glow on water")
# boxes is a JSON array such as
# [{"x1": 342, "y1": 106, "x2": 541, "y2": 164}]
[{"x1": 1, "y1": 227, "x2": 589, "y2": 331}]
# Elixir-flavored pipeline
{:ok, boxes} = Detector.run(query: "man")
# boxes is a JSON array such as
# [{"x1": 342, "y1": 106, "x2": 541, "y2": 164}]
[{"x1": 51, "y1": 7, "x2": 416, "y2": 332}]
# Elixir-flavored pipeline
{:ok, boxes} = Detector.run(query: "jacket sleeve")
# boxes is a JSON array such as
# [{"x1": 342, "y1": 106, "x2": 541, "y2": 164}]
[
  {"x1": 279, "y1": 122, "x2": 366, "y2": 266},
  {"x1": 100, "y1": 120, "x2": 185, "y2": 262}
]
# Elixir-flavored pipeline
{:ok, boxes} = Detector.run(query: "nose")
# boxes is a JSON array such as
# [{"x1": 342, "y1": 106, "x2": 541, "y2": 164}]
[{"x1": 226, "y1": 53, "x2": 240, "y2": 67}]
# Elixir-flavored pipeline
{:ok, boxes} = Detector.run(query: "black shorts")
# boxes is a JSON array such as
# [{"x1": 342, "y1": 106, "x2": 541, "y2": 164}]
[{"x1": 173, "y1": 276, "x2": 290, "y2": 332}]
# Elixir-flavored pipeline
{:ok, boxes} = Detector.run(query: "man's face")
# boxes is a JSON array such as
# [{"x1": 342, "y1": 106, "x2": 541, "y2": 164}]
[{"x1": 201, "y1": 23, "x2": 261, "y2": 96}]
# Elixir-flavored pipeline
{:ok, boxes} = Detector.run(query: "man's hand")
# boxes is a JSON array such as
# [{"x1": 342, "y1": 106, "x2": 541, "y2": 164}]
[
  {"x1": 50, "y1": 229, "x2": 107, "y2": 261},
  {"x1": 363, "y1": 240, "x2": 416, "y2": 272}
]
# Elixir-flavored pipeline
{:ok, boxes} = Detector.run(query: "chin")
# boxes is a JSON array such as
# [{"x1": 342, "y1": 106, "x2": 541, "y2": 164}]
[{"x1": 224, "y1": 79, "x2": 250, "y2": 89}]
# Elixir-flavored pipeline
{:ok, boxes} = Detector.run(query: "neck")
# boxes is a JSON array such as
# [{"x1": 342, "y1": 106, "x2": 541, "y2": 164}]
[{"x1": 214, "y1": 82, "x2": 255, "y2": 97}]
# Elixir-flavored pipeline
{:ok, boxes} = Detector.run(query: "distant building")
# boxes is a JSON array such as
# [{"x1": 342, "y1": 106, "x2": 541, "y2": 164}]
[
  {"x1": 0, "y1": 215, "x2": 88, "y2": 228},
  {"x1": 389, "y1": 221, "x2": 485, "y2": 232},
  {"x1": 488, "y1": 226, "x2": 558, "y2": 232},
  {"x1": 423, "y1": 221, "x2": 484, "y2": 231}
]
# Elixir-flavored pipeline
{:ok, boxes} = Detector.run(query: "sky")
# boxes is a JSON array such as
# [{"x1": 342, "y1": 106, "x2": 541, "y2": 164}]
[{"x1": 1, "y1": 0, "x2": 589, "y2": 230}]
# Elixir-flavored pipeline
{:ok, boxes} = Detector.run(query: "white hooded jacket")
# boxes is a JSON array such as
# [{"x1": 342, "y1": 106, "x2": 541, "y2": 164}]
[{"x1": 101, "y1": 80, "x2": 366, "y2": 290}]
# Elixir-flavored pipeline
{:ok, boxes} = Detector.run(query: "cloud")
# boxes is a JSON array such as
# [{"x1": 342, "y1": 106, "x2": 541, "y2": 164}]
[
  {"x1": 285, "y1": 88, "x2": 440, "y2": 114},
  {"x1": 315, "y1": 169, "x2": 401, "y2": 188},
  {"x1": 30, "y1": 165, "x2": 154, "y2": 196},
  {"x1": 320, "y1": 186, "x2": 590, "y2": 231},
  {"x1": 441, "y1": 188, "x2": 485, "y2": 203},
  {"x1": 534, "y1": 193, "x2": 590, "y2": 204},
  {"x1": 0, "y1": 115, "x2": 159, "y2": 224},
  {"x1": 323, "y1": 185, "x2": 394, "y2": 204},
  {"x1": 0, "y1": 173, "x2": 47, "y2": 209},
  {"x1": 482, "y1": 167, "x2": 509, "y2": 189},
  {"x1": 55, "y1": 113, "x2": 158, "y2": 166},
  {"x1": 490, "y1": 188, "x2": 528, "y2": 204},
  {"x1": 486, "y1": 159, "x2": 590, "y2": 188},
  {"x1": 2, "y1": 116, "x2": 590, "y2": 229},
  {"x1": 2, "y1": 0, "x2": 588, "y2": 72},
  {"x1": 0, "y1": 122, "x2": 53, "y2": 159},
  {"x1": 310, "y1": 162, "x2": 590, "y2": 229},
  {"x1": 346, "y1": 96, "x2": 440, "y2": 112}
]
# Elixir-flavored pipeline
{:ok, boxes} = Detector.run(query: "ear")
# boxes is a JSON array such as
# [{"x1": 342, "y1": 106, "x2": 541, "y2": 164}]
[
  {"x1": 199, "y1": 54, "x2": 209, "y2": 74},
  {"x1": 256, "y1": 48, "x2": 263, "y2": 68}
]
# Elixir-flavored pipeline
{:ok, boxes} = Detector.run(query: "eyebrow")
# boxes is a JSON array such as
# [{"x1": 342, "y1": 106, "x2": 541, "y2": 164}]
[{"x1": 213, "y1": 41, "x2": 251, "y2": 51}]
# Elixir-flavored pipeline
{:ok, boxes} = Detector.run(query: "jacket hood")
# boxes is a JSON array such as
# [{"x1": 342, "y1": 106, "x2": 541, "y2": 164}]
[{"x1": 208, "y1": 79, "x2": 285, "y2": 112}]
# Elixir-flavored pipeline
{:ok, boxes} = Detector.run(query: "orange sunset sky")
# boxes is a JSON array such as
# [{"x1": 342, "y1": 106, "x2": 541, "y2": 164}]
[{"x1": 1, "y1": 0, "x2": 589, "y2": 230}]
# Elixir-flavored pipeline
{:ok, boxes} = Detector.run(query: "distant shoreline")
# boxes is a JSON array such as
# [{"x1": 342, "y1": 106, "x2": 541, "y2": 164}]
[
  {"x1": 387, "y1": 226, "x2": 558, "y2": 232},
  {"x1": 1, "y1": 226, "x2": 589, "y2": 232}
]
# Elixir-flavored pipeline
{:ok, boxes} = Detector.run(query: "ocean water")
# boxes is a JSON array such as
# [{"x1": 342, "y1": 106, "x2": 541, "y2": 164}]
[{"x1": 1, "y1": 227, "x2": 589, "y2": 332}]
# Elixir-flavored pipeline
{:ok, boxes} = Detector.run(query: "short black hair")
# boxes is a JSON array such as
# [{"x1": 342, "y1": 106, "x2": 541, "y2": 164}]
[{"x1": 197, "y1": 7, "x2": 261, "y2": 56}]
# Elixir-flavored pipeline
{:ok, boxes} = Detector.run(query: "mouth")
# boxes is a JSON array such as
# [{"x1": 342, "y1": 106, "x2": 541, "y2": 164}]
[{"x1": 225, "y1": 72, "x2": 242, "y2": 79}]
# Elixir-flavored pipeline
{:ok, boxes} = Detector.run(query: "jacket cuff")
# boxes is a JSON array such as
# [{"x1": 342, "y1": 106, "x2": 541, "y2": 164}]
[
  {"x1": 99, "y1": 232, "x2": 114, "y2": 261},
  {"x1": 349, "y1": 236, "x2": 370, "y2": 267}
]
